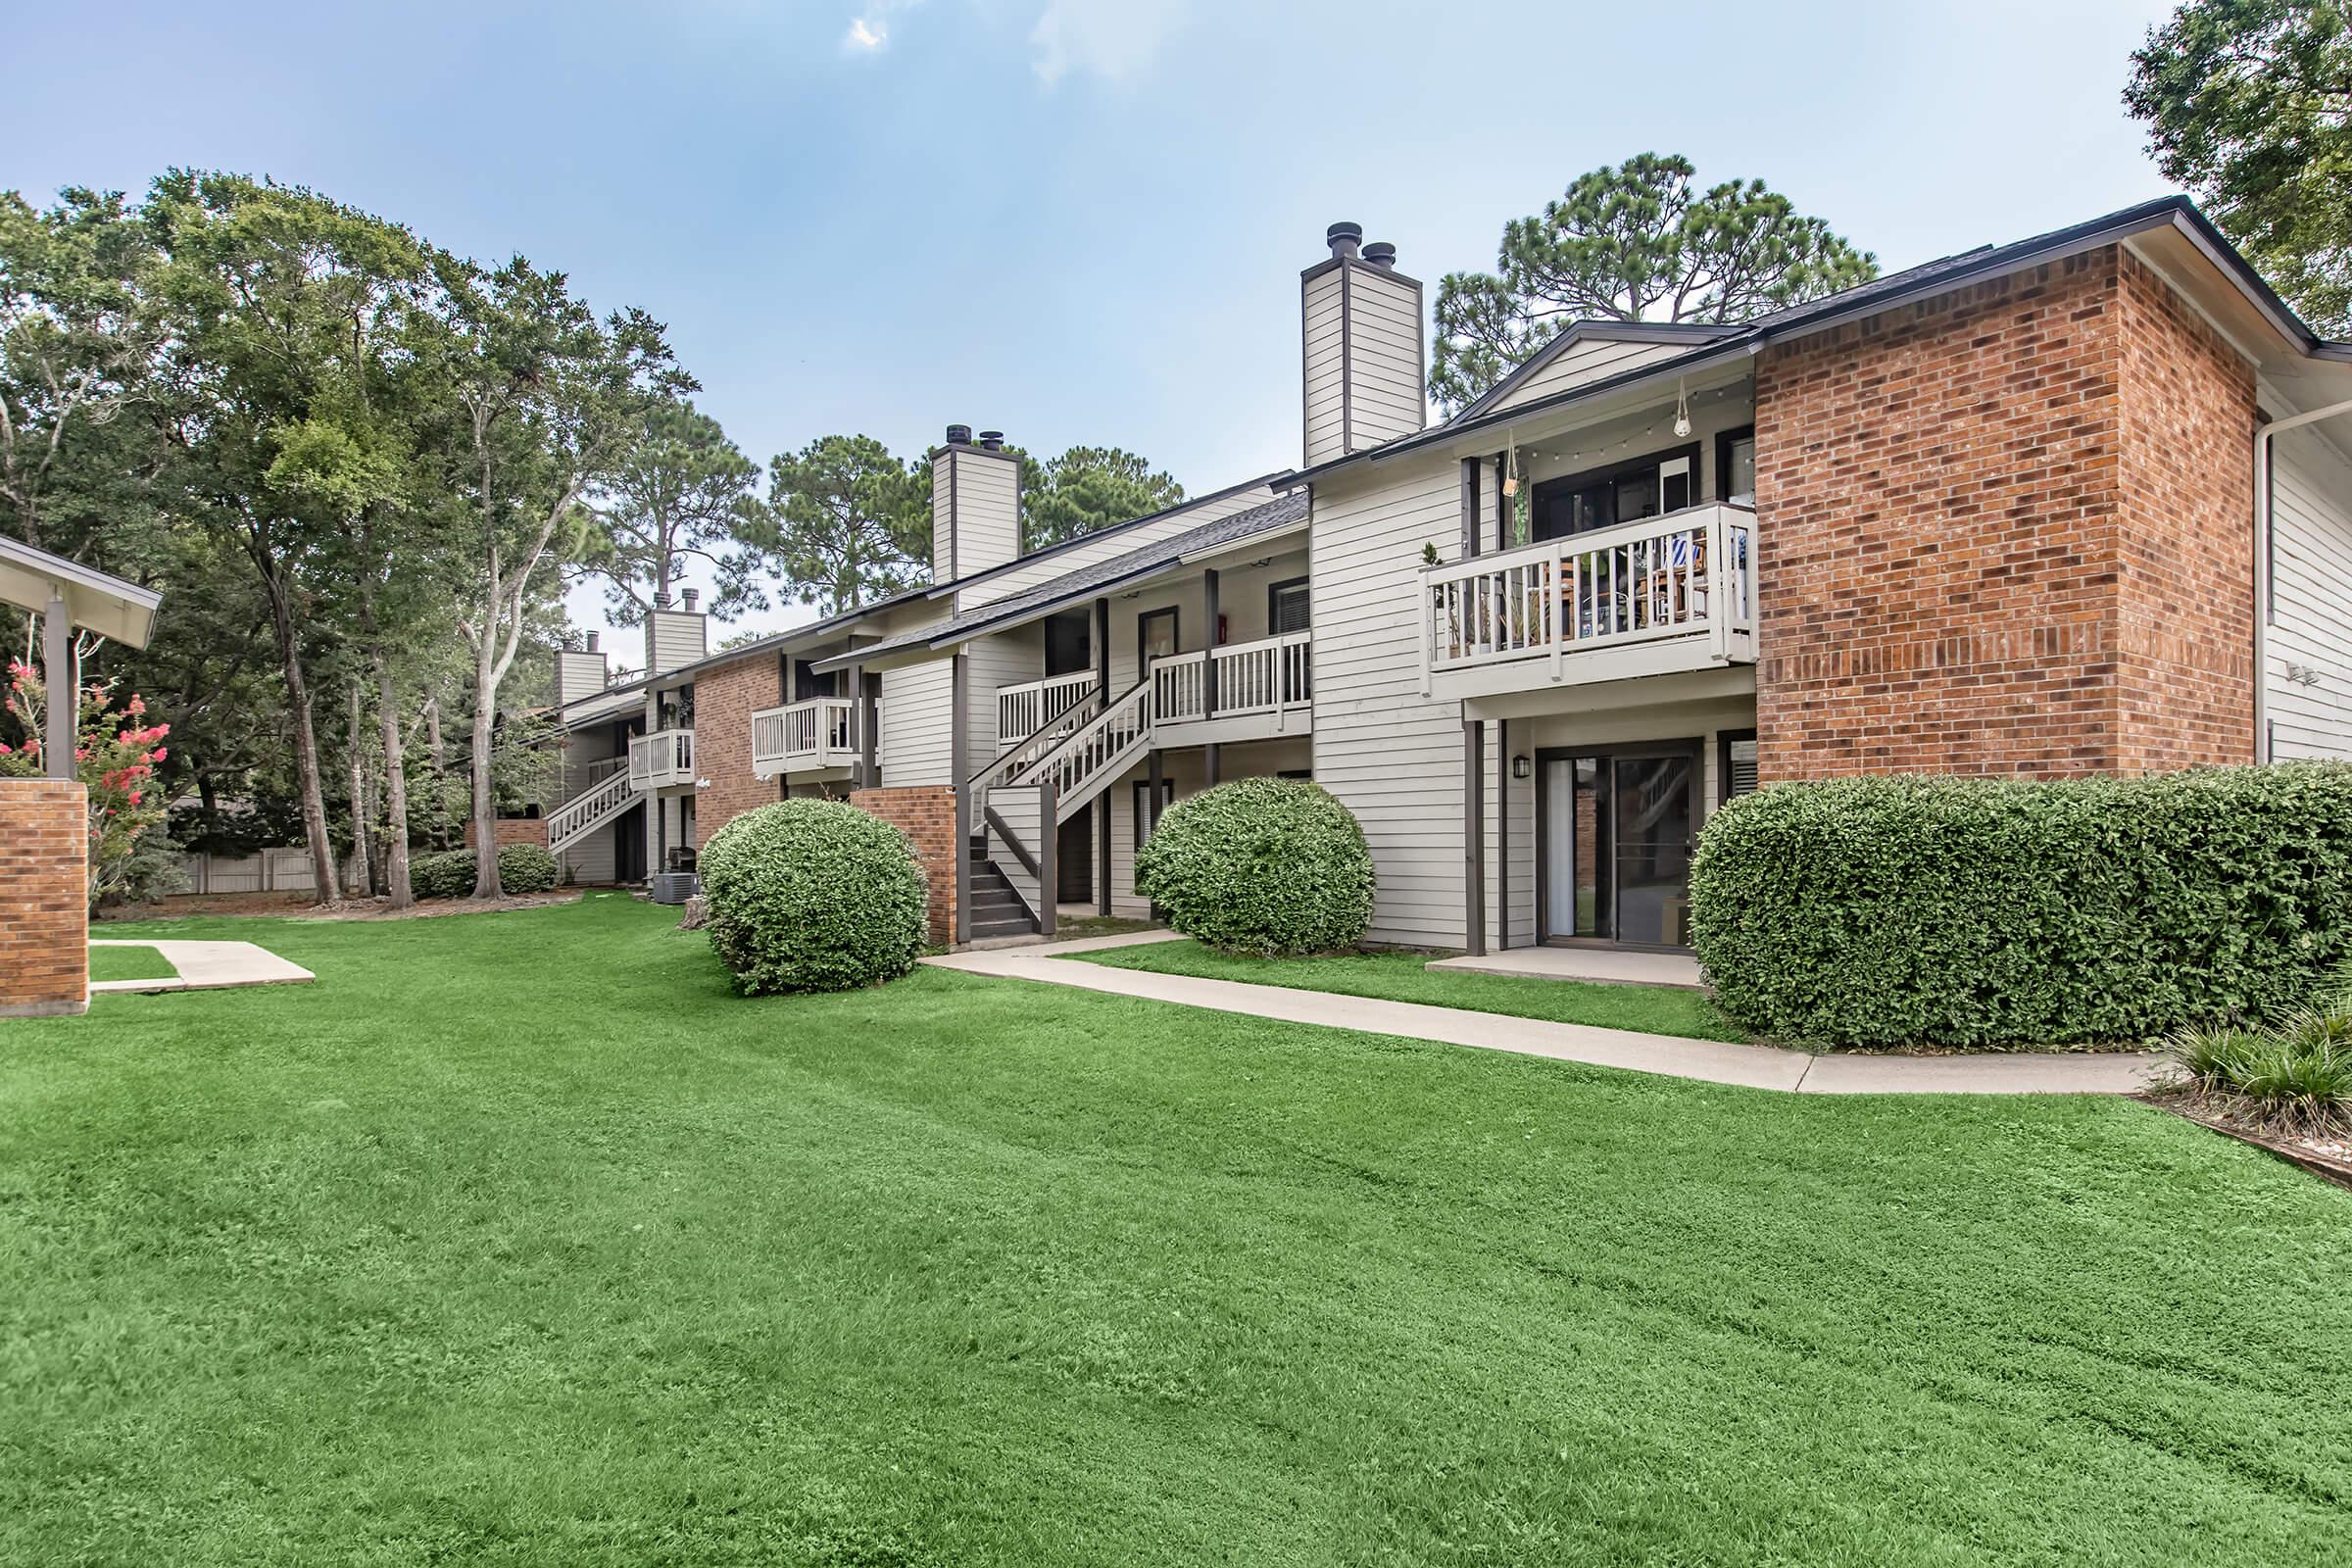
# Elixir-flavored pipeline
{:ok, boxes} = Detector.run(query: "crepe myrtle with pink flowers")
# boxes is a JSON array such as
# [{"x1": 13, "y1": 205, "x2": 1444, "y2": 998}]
[{"x1": 1, "y1": 660, "x2": 171, "y2": 904}]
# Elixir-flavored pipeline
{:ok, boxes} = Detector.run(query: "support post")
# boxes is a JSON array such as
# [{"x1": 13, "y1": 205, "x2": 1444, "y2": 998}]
[
  {"x1": 1494, "y1": 453, "x2": 1509, "y2": 551},
  {"x1": 1094, "y1": 596, "x2": 1110, "y2": 698},
  {"x1": 1495, "y1": 717, "x2": 1509, "y2": 952},
  {"x1": 953, "y1": 653, "x2": 971, "y2": 945},
  {"x1": 1464, "y1": 718, "x2": 1487, "y2": 957},
  {"x1": 1038, "y1": 782, "x2": 1058, "y2": 940},
  {"x1": 1459, "y1": 459, "x2": 1481, "y2": 563},
  {"x1": 41, "y1": 592, "x2": 74, "y2": 781},
  {"x1": 859, "y1": 669, "x2": 880, "y2": 787},
  {"x1": 1145, "y1": 749, "x2": 1163, "y2": 922},
  {"x1": 1203, "y1": 567, "x2": 1220, "y2": 718},
  {"x1": 1203, "y1": 744, "x2": 1219, "y2": 787},
  {"x1": 1097, "y1": 795, "x2": 1112, "y2": 917}
]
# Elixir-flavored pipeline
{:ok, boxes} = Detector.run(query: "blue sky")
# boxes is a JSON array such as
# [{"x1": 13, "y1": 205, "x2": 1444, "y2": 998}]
[{"x1": 7, "y1": 0, "x2": 2178, "y2": 649}]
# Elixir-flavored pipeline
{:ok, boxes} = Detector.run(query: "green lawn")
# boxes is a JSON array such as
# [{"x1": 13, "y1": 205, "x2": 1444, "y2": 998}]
[
  {"x1": 4, "y1": 896, "x2": 2347, "y2": 1565},
  {"x1": 1075, "y1": 935, "x2": 1749, "y2": 1043},
  {"x1": 85, "y1": 943, "x2": 178, "y2": 984}
]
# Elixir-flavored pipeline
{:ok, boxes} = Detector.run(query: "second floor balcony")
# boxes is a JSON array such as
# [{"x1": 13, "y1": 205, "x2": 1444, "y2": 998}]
[
  {"x1": 750, "y1": 697, "x2": 857, "y2": 779},
  {"x1": 1421, "y1": 502, "x2": 1757, "y2": 699},
  {"x1": 628, "y1": 727, "x2": 695, "y2": 791}
]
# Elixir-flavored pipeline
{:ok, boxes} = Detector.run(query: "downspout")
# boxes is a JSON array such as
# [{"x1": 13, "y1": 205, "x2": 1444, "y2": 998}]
[{"x1": 2253, "y1": 395, "x2": 2352, "y2": 762}]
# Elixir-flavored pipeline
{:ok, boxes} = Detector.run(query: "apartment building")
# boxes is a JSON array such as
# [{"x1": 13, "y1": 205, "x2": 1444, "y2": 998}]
[{"x1": 541, "y1": 196, "x2": 2352, "y2": 956}]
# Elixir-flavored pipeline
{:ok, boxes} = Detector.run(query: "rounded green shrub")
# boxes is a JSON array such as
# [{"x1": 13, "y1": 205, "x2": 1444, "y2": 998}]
[
  {"x1": 698, "y1": 799, "x2": 928, "y2": 995},
  {"x1": 1690, "y1": 764, "x2": 2352, "y2": 1049},
  {"x1": 496, "y1": 842, "x2": 559, "y2": 895},
  {"x1": 408, "y1": 848, "x2": 477, "y2": 900},
  {"x1": 1134, "y1": 776, "x2": 1374, "y2": 956}
]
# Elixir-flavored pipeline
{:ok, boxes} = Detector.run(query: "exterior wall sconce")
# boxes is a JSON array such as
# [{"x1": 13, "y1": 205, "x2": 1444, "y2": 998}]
[{"x1": 1511, "y1": 755, "x2": 1532, "y2": 780}]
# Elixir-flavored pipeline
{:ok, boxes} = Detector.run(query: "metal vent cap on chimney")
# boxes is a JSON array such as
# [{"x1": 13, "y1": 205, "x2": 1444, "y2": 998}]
[
  {"x1": 1362, "y1": 241, "x2": 1397, "y2": 270},
  {"x1": 681, "y1": 588, "x2": 699, "y2": 612},
  {"x1": 586, "y1": 630, "x2": 600, "y2": 652},
  {"x1": 977, "y1": 429, "x2": 1004, "y2": 451},
  {"x1": 1326, "y1": 221, "x2": 1363, "y2": 260},
  {"x1": 945, "y1": 423, "x2": 972, "y2": 445}
]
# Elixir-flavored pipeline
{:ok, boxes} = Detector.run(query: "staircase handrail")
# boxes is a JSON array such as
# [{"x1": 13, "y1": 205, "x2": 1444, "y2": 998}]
[{"x1": 966, "y1": 686, "x2": 1106, "y2": 793}]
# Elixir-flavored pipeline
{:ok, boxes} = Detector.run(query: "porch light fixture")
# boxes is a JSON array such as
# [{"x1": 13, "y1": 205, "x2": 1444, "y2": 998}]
[
  {"x1": 1672, "y1": 378, "x2": 1692, "y2": 439},
  {"x1": 1500, "y1": 431, "x2": 1519, "y2": 498},
  {"x1": 1511, "y1": 754, "x2": 1532, "y2": 780}
]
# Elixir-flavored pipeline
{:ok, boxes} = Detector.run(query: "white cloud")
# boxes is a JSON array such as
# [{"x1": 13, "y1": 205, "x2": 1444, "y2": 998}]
[
  {"x1": 1030, "y1": 0, "x2": 1189, "y2": 85},
  {"x1": 843, "y1": 0, "x2": 921, "y2": 55}
]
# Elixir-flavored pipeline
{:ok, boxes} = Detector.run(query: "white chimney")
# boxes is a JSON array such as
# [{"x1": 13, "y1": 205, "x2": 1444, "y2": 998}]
[
  {"x1": 932, "y1": 423, "x2": 1020, "y2": 587},
  {"x1": 1301, "y1": 222, "x2": 1426, "y2": 466},
  {"x1": 554, "y1": 632, "x2": 610, "y2": 710},
  {"x1": 644, "y1": 590, "x2": 708, "y2": 676}
]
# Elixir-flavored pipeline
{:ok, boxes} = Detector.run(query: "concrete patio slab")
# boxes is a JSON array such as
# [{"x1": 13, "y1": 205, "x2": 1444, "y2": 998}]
[
  {"x1": 922, "y1": 946, "x2": 2165, "y2": 1097},
  {"x1": 1427, "y1": 947, "x2": 1706, "y2": 991},
  {"x1": 87, "y1": 939, "x2": 315, "y2": 995}
]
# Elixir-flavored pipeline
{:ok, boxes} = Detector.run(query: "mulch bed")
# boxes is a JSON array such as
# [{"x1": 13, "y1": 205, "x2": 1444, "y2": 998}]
[{"x1": 2145, "y1": 1091, "x2": 2352, "y2": 1191}]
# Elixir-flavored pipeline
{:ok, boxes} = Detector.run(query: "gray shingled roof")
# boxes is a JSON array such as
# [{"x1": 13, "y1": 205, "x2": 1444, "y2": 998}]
[{"x1": 816, "y1": 490, "x2": 1309, "y2": 669}]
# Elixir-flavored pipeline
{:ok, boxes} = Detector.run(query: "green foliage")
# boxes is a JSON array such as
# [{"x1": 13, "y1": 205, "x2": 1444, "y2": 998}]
[
  {"x1": 2169, "y1": 993, "x2": 2352, "y2": 1140},
  {"x1": 106, "y1": 829, "x2": 191, "y2": 908},
  {"x1": 582, "y1": 397, "x2": 765, "y2": 624},
  {"x1": 0, "y1": 667, "x2": 173, "y2": 905},
  {"x1": 496, "y1": 842, "x2": 559, "y2": 896},
  {"x1": 1134, "y1": 777, "x2": 1374, "y2": 956},
  {"x1": 2128, "y1": 0, "x2": 2352, "y2": 333},
  {"x1": 408, "y1": 842, "x2": 558, "y2": 899},
  {"x1": 407, "y1": 848, "x2": 478, "y2": 900},
  {"x1": 1023, "y1": 446, "x2": 1184, "y2": 552},
  {"x1": 699, "y1": 800, "x2": 927, "y2": 995},
  {"x1": 1690, "y1": 766, "x2": 2352, "y2": 1049},
  {"x1": 1430, "y1": 152, "x2": 1878, "y2": 413},
  {"x1": 750, "y1": 434, "x2": 927, "y2": 614}
]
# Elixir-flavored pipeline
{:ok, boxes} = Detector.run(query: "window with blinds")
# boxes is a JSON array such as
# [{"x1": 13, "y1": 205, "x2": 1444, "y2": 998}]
[
  {"x1": 1721, "y1": 732, "x2": 1759, "y2": 802},
  {"x1": 1270, "y1": 578, "x2": 1310, "y2": 636}
]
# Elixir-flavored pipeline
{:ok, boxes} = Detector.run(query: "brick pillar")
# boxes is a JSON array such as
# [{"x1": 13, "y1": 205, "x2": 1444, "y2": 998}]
[
  {"x1": 850, "y1": 785, "x2": 957, "y2": 946},
  {"x1": 1, "y1": 778, "x2": 90, "y2": 1017}
]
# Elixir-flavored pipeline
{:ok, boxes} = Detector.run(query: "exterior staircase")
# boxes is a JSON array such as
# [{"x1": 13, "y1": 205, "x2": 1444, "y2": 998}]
[
  {"x1": 965, "y1": 836, "x2": 1038, "y2": 940},
  {"x1": 546, "y1": 760, "x2": 636, "y2": 855},
  {"x1": 978, "y1": 679, "x2": 1157, "y2": 932}
]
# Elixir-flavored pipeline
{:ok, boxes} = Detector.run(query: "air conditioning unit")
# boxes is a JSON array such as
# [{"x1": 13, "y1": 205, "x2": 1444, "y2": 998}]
[{"x1": 650, "y1": 871, "x2": 702, "y2": 906}]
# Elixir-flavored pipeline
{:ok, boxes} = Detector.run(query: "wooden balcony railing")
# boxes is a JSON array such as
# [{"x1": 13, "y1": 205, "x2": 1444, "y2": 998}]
[
  {"x1": 1421, "y1": 503, "x2": 1756, "y2": 690},
  {"x1": 997, "y1": 669, "x2": 1100, "y2": 744},
  {"x1": 750, "y1": 697, "x2": 855, "y2": 779},
  {"x1": 1152, "y1": 631, "x2": 1311, "y2": 730},
  {"x1": 627, "y1": 728, "x2": 695, "y2": 791}
]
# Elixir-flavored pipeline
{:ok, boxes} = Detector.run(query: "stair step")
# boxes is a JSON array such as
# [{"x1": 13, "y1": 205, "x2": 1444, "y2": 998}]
[{"x1": 969, "y1": 919, "x2": 1038, "y2": 940}]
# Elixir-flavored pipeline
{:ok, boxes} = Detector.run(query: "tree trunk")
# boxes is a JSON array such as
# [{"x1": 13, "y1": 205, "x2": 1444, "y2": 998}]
[
  {"x1": 468, "y1": 657, "x2": 504, "y2": 899},
  {"x1": 345, "y1": 681, "x2": 373, "y2": 899},
  {"x1": 377, "y1": 656, "x2": 414, "y2": 909},
  {"x1": 261, "y1": 561, "x2": 342, "y2": 909}
]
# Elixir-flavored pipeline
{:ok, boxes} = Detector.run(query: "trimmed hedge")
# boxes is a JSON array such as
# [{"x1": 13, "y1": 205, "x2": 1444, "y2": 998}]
[
  {"x1": 1690, "y1": 765, "x2": 2352, "y2": 1049},
  {"x1": 496, "y1": 842, "x2": 558, "y2": 895},
  {"x1": 408, "y1": 842, "x2": 560, "y2": 899},
  {"x1": 699, "y1": 800, "x2": 927, "y2": 995},
  {"x1": 1134, "y1": 777, "x2": 1374, "y2": 956},
  {"x1": 408, "y1": 848, "x2": 477, "y2": 900}
]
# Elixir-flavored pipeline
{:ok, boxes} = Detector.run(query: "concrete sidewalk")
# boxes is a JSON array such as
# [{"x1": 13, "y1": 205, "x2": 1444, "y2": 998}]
[
  {"x1": 923, "y1": 938, "x2": 2163, "y2": 1097},
  {"x1": 88, "y1": 940, "x2": 315, "y2": 996}
]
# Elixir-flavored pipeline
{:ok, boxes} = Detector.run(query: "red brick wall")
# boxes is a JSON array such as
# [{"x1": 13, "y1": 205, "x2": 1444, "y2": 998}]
[
  {"x1": 1753, "y1": 245, "x2": 2256, "y2": 781},
  {"x1": 693, "y1": 652, "x2": 783, "y2": 851},
  {"x1": 2113, "y1": 248, "x2": 2259, "y2": 769},
  {"x1": 1, "y1": 778, "x2": 89, "y2": 1017},
  {"x1": 465, "y1": 817, "x2": 549, "y2": 849},
  {"x1": 851, "y1": 785, "x2": 956, "y2": 946}
]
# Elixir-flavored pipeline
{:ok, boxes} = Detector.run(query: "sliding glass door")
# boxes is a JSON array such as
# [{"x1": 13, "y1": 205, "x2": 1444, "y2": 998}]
[{"x1": 1537, "y1": 742, "x2": 1701, "y2": 949}]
